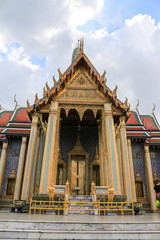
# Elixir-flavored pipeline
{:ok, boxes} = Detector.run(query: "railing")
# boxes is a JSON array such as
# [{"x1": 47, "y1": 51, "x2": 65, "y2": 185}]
[{"x1": 29, "y1": 199, "x2": 134, "y2": 216}]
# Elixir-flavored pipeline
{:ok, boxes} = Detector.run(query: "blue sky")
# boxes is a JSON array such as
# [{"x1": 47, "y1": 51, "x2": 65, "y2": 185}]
[
  {"x1": 79, "y1": 0, "x2": 160, "y2": 33},
  {"x1": 0, "y1": 0, "x2": 160, "y2": 120}
]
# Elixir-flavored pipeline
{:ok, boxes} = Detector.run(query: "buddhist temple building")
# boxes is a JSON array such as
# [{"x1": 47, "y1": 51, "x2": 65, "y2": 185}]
[{"x1": 0, "y1": 40, "x2": 159, "y2": 212}]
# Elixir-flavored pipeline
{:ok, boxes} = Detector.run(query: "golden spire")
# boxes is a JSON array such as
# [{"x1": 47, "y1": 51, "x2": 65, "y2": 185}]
[
  {"x1": 58, "y1": 68, "x2": 63, "y2": 78},
  {"x1": 27, "y1": 99, "x2": 30, "y2": 108},
  {"x1": 80, "y1": 38, "x2": 84, "y2": 52},
  {"x1": 113, "y1": 85, "x2": 118, "y2": 95},
  {"x1": 35, "y1": 93, "x2": 39, "y2": 104},
  {"x1": 43, "y1": 87, "x2": 47, "y2": 97},
  {"x1": 124, "y1": 97, "x2": 128, "y2": 106},
  {"x1": 46, "y1": 82, "x2": 50, "y2": 92},
  {"x1": 53, "y1": 75, "x2": 57, "y2": 86},
  {"x1": 136, "y1": 99, "x2": 140, "y2": 109},
  {"x1": 152, "y1": 103, "x2": 156, "y2": 114}
]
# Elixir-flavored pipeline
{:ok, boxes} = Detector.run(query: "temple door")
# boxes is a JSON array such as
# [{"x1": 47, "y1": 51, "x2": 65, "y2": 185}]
[{"x1": 71, "y1": 159, "x2": 85, "y2": 195}]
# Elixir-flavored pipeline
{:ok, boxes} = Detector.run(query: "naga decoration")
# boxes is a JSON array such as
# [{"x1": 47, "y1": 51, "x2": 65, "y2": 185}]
[
  {"x1": 124, "y1": 97, "x2": 128, "y2": 106},
  {"x1": 128, "y1": 104, "x2": 131, "y2": 112},
  {"x1": 34, "y1": 93, "x2": 39, "y2": 104},
  {"x1": 43, "y1": 87, "x2": 47, "y2": 97},
  {"x1": 27, "y1": 99, "x2": 30, "y2": 108},
  {"x1": 46, "y1": 82, "x2": 50, "y2": 92},
  {"x1": 113, "y1": 85, "x2": 118, "y2": 95},
  {"x1": 101, "y1": 70, "x2": 106, "y2": 80},
  {"x1": 152, "y1": 103, "x2": 156, "y2": 113},
  {"x1": 39, "y1": 113, "x2": 47, "y2": 132},
  {"x1": 53, "y1": 75, "x2": 57, "y2": 86},
  {"x1": 58, "y1": 68, "x2": 63, "y2": 78},
  {"x1": 136, "y1": 99, "x2": 140, "y2": 109}
]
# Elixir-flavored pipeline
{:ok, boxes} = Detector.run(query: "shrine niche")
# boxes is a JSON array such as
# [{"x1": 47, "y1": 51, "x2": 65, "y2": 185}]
[
  {"x1": 4, "y1": 165, "x2": 16, "y2": 199},
  {"x1": 89, "y1": 146, "x2": 100, "y2": 186},
  {"x1": 135, "y1": 169, "x2": 146, "y2": 201},
  {"x1": 67, "y1": 133, "x2": 89, "y2": 195}
]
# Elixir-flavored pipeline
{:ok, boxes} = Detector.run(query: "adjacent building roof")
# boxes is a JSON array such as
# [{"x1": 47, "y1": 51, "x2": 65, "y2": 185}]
[
  {"x1": 126, "y1": 108, "x2": 150, "y2": 139},
  {"x1": 0, "y1": 103, "x2": 31, "y2": 138}
]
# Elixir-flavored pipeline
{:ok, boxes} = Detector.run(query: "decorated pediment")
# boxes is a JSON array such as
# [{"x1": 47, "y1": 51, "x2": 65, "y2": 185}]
[{"x1": 55, "y1": 71, "x2": 107, "y2": 103}]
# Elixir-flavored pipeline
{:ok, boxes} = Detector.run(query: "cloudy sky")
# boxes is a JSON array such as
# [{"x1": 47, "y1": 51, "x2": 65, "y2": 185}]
[{"x1": 0, "y1": 0, "x2": 160, "y2": 120}]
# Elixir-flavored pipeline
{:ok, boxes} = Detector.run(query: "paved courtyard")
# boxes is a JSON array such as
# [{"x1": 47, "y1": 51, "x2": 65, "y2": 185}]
[{"x1": 0, "y1": 211, "x2": 160, "y2": 223}]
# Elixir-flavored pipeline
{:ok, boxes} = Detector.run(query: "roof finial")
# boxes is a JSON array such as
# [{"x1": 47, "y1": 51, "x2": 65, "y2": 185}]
[
  {"x1": 136, "y1": 99, "x2": 140, "y2": 109},
  {"x1": 124, "y1": 97, "x2": 128, "y2": 106},
  {"x1": 113, "y1": 85, "x2": 118, "y2": 95},
  {"x1": 53, "y1": 75, "x2": 57, "y2": 86},
  {"x1": 152, "y1": 103, "x2": 156, "y2": 113},
  {"x1": 46, "y1": 82, "x2": 50, "y2": 92},
  {"x1": 14, "y1": 94, "x2": 18, "y2": 105},
  {"x1": 27, "y1": 99, "x2": 30, "y2": 108},
  {"x1": 80, "y1": 38, "x2": 84, "y2": 52}
]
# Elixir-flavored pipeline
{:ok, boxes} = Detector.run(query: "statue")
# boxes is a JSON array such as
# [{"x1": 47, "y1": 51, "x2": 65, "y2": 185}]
[
  {"x1": 108, "y1": 185, "x2": 115, "y2": 203},
  {"x1": 48, "y1": 184, "x2": 55, "y2": 206}
]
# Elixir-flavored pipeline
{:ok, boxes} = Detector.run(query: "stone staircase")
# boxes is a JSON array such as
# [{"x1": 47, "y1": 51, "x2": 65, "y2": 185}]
[
  {"x1": 68, "y1": 195, "x2": 94, "y2": 215},
  {"x1": 0, "y1": 215, "x2": 160, "y2": 239}
]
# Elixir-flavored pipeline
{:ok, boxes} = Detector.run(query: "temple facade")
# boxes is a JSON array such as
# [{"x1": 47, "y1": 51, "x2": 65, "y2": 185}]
[{"x1": 0, "y1": 42, "x2": 160, "y2": 211}]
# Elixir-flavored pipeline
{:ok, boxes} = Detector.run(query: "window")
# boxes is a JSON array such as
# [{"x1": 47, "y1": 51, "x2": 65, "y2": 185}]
[
  {"x1": 12, "y1": 149, "x2": 20, "y2": 157},
  {"x1": 133, "y1": 151, "x2": 140, "y2": 159},
  {"x1": 150, "y1": 152, "x2": 157, "y2": 159}
]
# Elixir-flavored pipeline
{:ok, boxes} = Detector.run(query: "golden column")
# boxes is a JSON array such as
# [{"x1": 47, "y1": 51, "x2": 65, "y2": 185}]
[
  {"x1": 144, "y1": 145, "x2": 156, "y2": 211},
  {"x1": 127, "y1": 139, "x2": 136, "y2": 202},
  {"x1": 0, "y1": 141, "x2": 8, "y2": 197},
  {"x1": 14, "y1": 136, "x2": 27, "y2": 200},
  {"x1": 21, "y1": 113, "x2": 39, "y2": 201},
  {"x1": 39, "y1": 102, "x2": 59, "y2": 192},
  {"x1": 104, "y1": 103, "x2": 121, "y2": 193},
  {"x1": 116, "y1": 132, "x2": 123, "y2": 194},
  {"x1": 119, "y1": 116, "x2": 132, "y2": 201},
  {"x1": 35, "y1": 130, "x2": 45, "y2": 187},
  {"x1": 29, "y1": 128, "x2": 41, "y2": 196},
  {"x1": 97, "y1": 120, "x2": 105, "y2": 185}
]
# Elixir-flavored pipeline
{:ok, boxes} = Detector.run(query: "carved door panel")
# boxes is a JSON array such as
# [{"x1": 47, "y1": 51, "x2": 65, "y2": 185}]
[
  {"x1": 78, "y1": 160, "x2": 85, "y2": 195},
  {"x1": 71, "y1": 160, "x2": 78, "y2": 195},
  {"x1": 71, "y1": 160, "x2": 85, "y2": 195}
]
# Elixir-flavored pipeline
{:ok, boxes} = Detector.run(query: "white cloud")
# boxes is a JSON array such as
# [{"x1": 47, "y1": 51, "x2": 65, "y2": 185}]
[{"x1": 0, "y1": 1, "x2": 160, "y2": 122}]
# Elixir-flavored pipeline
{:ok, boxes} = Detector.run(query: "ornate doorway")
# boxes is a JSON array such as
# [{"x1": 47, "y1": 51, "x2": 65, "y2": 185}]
[
  {"x1": 68, "y1": 134, "x2": 89, "y2": 195},
  {"x1": 70, "y1": 157, "x2": 85, "y2": 195}
]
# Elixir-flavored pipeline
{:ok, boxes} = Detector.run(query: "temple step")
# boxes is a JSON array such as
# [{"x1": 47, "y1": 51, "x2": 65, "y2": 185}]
[
  {"x1": 0, "y1": 199, "x2": 13, "y2": 210},
  {"x1": 68, "y1": 195, "x2": 94, "y2": 215}
]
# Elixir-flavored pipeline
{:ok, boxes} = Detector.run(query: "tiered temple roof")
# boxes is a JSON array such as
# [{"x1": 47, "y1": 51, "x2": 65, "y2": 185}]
[
  {"x1": 0, "y1": 103, "x2": 31, "y2": 140},
  {"x1": 27, "y1": 47, "x2": 130, "y2": 118}
]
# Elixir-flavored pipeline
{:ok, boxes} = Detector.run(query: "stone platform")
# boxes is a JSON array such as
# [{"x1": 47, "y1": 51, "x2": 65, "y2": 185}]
[{"x1": 0, "y1": 212, "x2": 160, "y2": 239}]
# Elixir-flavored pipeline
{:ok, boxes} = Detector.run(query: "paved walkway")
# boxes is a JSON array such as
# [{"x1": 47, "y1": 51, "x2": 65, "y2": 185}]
[{"x1": 0, "y1": 211, "x2": 160, "y2": 223}]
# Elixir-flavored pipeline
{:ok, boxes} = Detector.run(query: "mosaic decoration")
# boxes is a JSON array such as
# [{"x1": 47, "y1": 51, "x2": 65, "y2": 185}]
[
  {"x1": 150, "y1": 146, "x2": 160, "y2": 178},
  {"x1": 132, "y1": 141, "x2": 148, "y2": 198},
  {"x1": 60, "y1": 125, "x2": 98, "y2": 163},
  {"x1": 2, "y1": 137, "x2": 21, "y2": 196}
]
